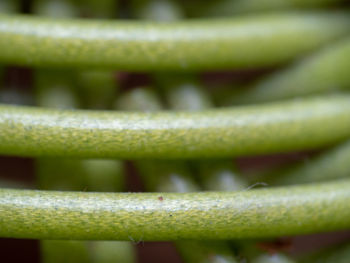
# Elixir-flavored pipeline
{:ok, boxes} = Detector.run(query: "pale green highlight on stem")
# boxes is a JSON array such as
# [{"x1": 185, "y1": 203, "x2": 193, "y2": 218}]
[
  {"x1": 1, "y1": 180, "x2": 350, "y2": 240},
  {"x1": 0, "y1": 95, "x2": 350, "y2": 158},
  {"x1": 0, "y1": 13, "x2": 350, "y2": 70},
  {"x1": 227, "y1": 38, "x2": 350, "y2": 105}
]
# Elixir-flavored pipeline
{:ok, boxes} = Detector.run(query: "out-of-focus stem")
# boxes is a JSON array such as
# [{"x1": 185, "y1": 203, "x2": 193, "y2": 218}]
[
  {"x1": 263, "y1": 139, "x2": 350, "y2": 186},
  {"x1": 1, "y1": 13, "x2": 350, "y2": 70},
  {"x1": 226, "y1": 38, "x2": 350, "y2": 105}
]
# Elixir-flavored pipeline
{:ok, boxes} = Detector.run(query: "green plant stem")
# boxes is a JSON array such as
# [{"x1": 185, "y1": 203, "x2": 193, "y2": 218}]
[
  {"x1": 226, "y1": 37, "x2": 350, "y2": 105},
  {"x1": 0, "y1": 95, "x2": 350, "y2": 158},
  {"x1": 1, "y1": 180, "x2": 350, "y2": 240},
  {"x1": 135, "y1": 160, "x2": 238, "y2": 262},
  {"x1": 0, "y1": 13, "x2": 350, "y2": 70}
]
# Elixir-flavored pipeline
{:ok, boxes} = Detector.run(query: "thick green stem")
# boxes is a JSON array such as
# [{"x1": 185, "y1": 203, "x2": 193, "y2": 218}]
[
  {"x1": 0, "y1": 13, "x2": 350, "y2": 70},
  {"x1": 0, "y1": 180, "x2": 350, "y2": 240},
  {"x1": 0, "y1": 95, "x2": 350, "y2": 158}
]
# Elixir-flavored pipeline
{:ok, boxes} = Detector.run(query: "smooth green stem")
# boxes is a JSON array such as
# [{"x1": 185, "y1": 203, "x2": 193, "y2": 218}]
[
  {"x1": 0, "y1": 95, "x2": 350, "y2": 158},
  {"x1": 0, "y1": 13, "x2": 350, "y2": 70},
  {"x1": 227, "y1": 37, "x2": 350, "y2": 105},
  {"x1": 1, "y1": 180, "x2": 350, "y2": 240}
]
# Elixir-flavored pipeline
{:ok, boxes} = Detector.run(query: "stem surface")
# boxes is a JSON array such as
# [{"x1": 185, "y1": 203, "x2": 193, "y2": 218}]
[
  {"x1": 0, "y1": 13, "x2": 349, "y2": 70},
  {"x1": 1, "y1": 180, "x2": 350, "y2": 240},
  {"x1": 1, "y1": 95, "x2": 350, "y2": 158}
]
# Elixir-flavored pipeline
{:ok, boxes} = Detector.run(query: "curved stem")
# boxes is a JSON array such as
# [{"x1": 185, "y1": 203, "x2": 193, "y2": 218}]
[
  {"x1": 0, "y1": 95, "x2": 350, "y2": 158},
  {"x1": 1, "y1": 180, "x2": 350, "y2": 240},
  {"x1": 0, "y1": 12, "x2": 349, "y2": 70}
]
